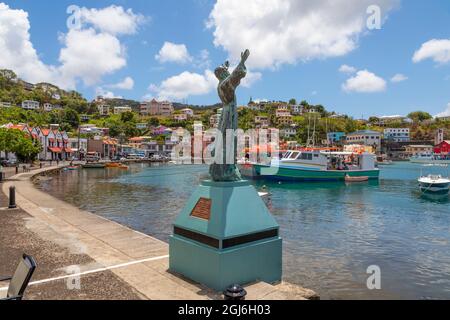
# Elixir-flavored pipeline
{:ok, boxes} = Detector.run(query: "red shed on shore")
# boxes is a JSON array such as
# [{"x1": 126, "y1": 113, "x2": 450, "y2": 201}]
[{"x1": 434, "y1": 140, "x2": 450, "y2": 154}]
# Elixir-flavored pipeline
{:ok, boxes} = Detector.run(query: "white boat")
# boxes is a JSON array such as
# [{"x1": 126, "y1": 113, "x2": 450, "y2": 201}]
[
  {"x1": 410, "y1": 153, "x2": 450, "y2": 164},
  {"x1": 418, "y1": 175, "x2": 450, "y2": 194},
  {"x1": 418, "y1": 165, "x2": 450, "y2": 195}
]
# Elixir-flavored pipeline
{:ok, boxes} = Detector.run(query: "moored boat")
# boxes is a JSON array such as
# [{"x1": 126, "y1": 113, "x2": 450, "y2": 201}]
[
  {"x1": 238, "y1": 150, "x2": 380, "y2": 181},
  {"x1": 345, "y1": 175, "x2": 369, "y2": 183},
  {"x1": 410, "y1": 153, "x2": 450, "y2": 164},
  {"x1": 418, "y1": 175, "x2": 450, "y2": 194},
  {"x1": 82, "y1": 163, "x2": 106, "y2": 169}
]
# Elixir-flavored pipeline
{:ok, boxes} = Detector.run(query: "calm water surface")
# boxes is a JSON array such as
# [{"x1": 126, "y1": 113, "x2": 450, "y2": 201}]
[{"x1": 35, "y1": 162, "x2": 450, "y2": 300}]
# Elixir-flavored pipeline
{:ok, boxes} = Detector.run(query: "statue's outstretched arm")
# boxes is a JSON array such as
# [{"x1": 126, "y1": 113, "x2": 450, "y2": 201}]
[{"x1": 228, "y1": 49, "x2": 250, "y2": 89}]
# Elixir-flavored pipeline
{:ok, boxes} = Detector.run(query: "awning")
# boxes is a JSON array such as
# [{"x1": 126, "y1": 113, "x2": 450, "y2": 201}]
[
  {"x1": 49, "y1": 147, "x2": 62, "y2": 153},
  {"x1": 64, "y1": 147, "x2": 74, "y2": 153}
]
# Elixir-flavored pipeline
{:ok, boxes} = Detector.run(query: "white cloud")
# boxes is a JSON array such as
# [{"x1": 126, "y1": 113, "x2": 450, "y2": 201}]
[
  {"x1": 106, "y1": 76, "x2": 134, "y2": 90},
  {"x1": 342, "y1": 70, "x2": 387, "y2": 93},
  {"x1": 155, "y1": 42, "x2": 193, "y2": 64},
  {"x1": 0, "y1": 3, "x2": 58, "y2": 84},
  {"x1": 95, "y1": 87, "x2": 122, "y2": 99},
  {"x1": 435, "y1": 103, "x2": 450, "y2": 118},
  {"x1": 0, "y1": 3, "x2": 144, "y2": 90},
  {"x1": 58, "y1": 28, "x2": 127, "y2": 88},
  {"x1": 390, "y1": 73, "x2": 408, "y2": 83},
  {"x1": 150, "y1": 70, "x2": 217, "y2": 100},
  {"x1": 207, "y1": 0, "x2": 398, "y2": 69},
  {"x1": 413, "y1": 39, "x2": 450, "y2": 64},
  {"x1": 78, "y1": 5, "x2": 146, "y2": 36},
  {"x1": 339, "y1": 64, "x2": 357, "y2": 74},
  {"x1": 241, "y1": 70, "x2": 262, "y2": 88}
]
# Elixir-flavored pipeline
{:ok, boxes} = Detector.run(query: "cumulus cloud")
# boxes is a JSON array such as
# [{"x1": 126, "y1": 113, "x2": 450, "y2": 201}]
[
  {"x1": 0, "y1": 3, "x2": 58, "y2": 84},
  {"x1": 435, "y1": 103, "x2": 450, "y2": 118},
  {"x1": 155, "y1": 42, "x2": 193, "y2": 64},
  {"x1": 149, "y1": 70, "x2": 217, "y2": 100},
  {"x1": 58, "y1": 28, "x2": 127, "y2": 87},
  {"x1": 95, "y1": 87, "x2": 122, "y2": 99},
  {"x1": 106, "y1": 76, "x2": 134, "y2": 90},
  {"x1": 390, "y1": 73, "x2": 408, "y2": 83},
  {"x1": 0, "y1": 3, "x2": 145, "y2": 90},
  {"x1": 207, "y1": 0, "x2": 398, "y2": 69},
  {"x1": 413, "y1": 39, "x2": 450, "y2": 64},
  {"x1": 241, "y1": 71, "x2": 262, "y2": 88},
  {"x1": 342, "y1": 69, "x2": 387, "y2": 93},
  {"x1": 339, "y1": 64, "x2": 357, "y2": 74},
  {"x1": 78, "y1": 5, "x2": 146, "y2": 35}
]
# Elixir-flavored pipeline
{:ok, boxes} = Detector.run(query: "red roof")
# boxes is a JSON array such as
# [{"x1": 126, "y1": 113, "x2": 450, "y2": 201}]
[
  {"x1": 48, "y1": 147, "x2": 62, "y2": 153},
  {"x1": 41, "y1": 129, "x2": 50, "y2": 136}
]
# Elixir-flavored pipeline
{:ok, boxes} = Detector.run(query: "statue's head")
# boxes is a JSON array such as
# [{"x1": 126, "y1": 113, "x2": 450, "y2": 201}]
[{"x1": 214, "y1": 61, "x2": 230, "y2": 81}]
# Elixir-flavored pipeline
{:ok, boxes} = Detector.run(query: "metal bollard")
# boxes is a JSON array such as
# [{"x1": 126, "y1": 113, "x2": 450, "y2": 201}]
[
  {"x1": 9, "y1": 186, "x2": 17, "y2": 209},
  {"x1": 15, "y1": 166, "x2": 19, "y2": 174},
  {"x1": 40, "y1": 163, "x2": 43, "y2": 169},
  {"x1": 0, "y1": 172, "x2": 4, "y2": 182},
  {"x1": 223, "y1": 284, "x2": 247, "y2": 301}
]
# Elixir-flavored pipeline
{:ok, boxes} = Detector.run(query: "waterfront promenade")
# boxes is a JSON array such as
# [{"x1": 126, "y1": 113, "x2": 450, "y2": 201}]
[{"x1": 0, "y1": 166, "x2": 318, "y2": 300}]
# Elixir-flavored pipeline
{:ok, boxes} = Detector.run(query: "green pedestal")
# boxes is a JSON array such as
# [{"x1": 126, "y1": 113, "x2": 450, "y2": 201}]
[{"x1": 169, "y1": 180, "x2": 282, "y2": 291}]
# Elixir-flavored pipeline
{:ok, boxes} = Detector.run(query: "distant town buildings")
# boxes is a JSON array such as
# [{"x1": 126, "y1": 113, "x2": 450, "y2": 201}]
[
  {"x1": 383, "y1": 128, "x2": 410, "y2": 142},
  {"x1": 210, "y1": 108, "x2": 222, "y2": 128},
  {"x1": 180, "y1": 108, "x2": 194, "y2": 117},
  {"x1": 327, "y1": 132, "x2": 346, "y2": 145},
  {"x1": 21, "y1": 100, "x2": 40, "y2": 110},
  {"x1": 435, "y1": 128, "x2": 445, "y2": 145},
  {"x1": 42, "y1": 103, "x2": 53, "y2": 111},
  {"x1": 174, "y1": 114, "x2": 188, "y2": 122},
  {"x1": 97, "y1": 105, "x2": 110, "y2": 116},
  {"x1": 346, "y1": 130, "x2": 382, "y2": 148},
  {"x1": 405, "y1": 145, "x2": 433, "y2": 156},
  {"x1": 140, "y1": 99, "x2": 174, "y2": 116},
  {"x1": 113, "y1": 106, "x2": 132, "y2": 115}
]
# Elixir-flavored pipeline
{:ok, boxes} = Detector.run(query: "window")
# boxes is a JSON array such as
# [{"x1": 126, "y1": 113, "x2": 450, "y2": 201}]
[{"x1": 289, "y1": 152, "x2": 300, "y2": 159}]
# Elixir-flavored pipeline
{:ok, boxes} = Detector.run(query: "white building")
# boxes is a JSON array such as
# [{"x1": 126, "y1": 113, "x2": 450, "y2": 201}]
[
  {"x1": 384, "y1": 128, "x2": 410, "y2": 142},
  {"x1": 291, "y1": 105, "x2": 304, "y2": 115},
  {"x1": 22, "y1": 100, "x2": 40, "y2": 110},
  {"x1": 0, "y1": 102, "x2": 12, "y2": 108},
  {"x1": 280, "y1": 126, "x2": 297, "y2": 138},
  {"x1": 113, "y1": 106, "x2": 132, "y2": 115},
  {"x1": 181, "y1": 108, "x2": 194, "y2": 117},
  {"x1": 43, "y1": 103, "x2": 53, "y2": 111},
  {"x1": 174, "y1": 114, "x2": 188, "y2": 122},
  {"x1": 346, "y1": 130, "x2": 382, "y2": 148},
  {"x1": 210, "y1": 108, "x2": 223, "y2": 128},
  {"x1": 98, "y1": 105, "x2": 110, "y2": 116}
]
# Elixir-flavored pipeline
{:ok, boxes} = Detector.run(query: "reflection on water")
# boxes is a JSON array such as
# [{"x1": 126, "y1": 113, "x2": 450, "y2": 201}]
[{"x1": 35, "y1": 162, "x2": 450, "y2": 300}]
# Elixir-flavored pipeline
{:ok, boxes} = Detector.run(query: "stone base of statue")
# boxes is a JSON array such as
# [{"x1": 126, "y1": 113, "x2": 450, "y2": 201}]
[{"x1": 169, "y1": 180, "x2": 282, "y2": 291}]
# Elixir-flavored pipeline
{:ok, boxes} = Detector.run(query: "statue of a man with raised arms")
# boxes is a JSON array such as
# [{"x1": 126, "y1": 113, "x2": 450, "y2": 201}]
[{"x1": 210, "y1": 49, "x2": 250, "y2": 182}]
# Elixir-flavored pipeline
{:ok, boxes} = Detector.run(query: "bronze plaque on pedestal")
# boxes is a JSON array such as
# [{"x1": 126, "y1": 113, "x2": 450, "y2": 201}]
[{"x1": 190, "y1": 198, "x2": 212, "y2": 221}]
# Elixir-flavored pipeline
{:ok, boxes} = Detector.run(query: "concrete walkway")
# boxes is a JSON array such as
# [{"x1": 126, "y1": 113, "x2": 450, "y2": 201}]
[{"x1": 1, "y1": 166, "x2": 318, "y2": 300}]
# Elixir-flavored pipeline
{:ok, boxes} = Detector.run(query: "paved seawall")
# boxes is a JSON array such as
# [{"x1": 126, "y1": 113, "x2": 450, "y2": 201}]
[{"x1": 0, "y1": 166, "x2": 319, "y2": 300}]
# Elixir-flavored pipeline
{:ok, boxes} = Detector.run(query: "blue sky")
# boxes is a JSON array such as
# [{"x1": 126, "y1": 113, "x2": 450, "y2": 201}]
[{"x1": 1, "y1": 0, "x2": 450, "y2": 118}]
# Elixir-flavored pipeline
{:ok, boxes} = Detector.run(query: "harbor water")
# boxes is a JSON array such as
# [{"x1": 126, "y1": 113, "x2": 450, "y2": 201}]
[{"x1": 35, "y1": 162, "x2": 450, "y2": 300}]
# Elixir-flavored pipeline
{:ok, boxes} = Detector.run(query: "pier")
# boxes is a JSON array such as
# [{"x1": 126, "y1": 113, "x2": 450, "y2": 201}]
[{"x1": 0, "y1": 166, "x2": 318, "y2": 300}]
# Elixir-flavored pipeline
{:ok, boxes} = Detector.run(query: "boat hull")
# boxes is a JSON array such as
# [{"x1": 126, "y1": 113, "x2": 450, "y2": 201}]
[
  {"x1": 419, "y1": 182, "x2": 450, "y2": 194},
  {"x1": 239, "y1": 164, "x2": 380, "y2": 181},
  {"x1": 410, "y1": 159, "x2": 450, "y2": 164}
]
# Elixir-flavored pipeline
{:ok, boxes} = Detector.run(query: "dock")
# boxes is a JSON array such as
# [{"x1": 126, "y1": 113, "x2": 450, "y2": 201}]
[{"x1": 0, "y1": 166, "x2": 318, "y2": 300}]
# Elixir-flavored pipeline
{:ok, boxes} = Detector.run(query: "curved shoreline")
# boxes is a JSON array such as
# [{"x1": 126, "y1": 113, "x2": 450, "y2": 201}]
[{"x1": 1, "y1": 166, "x2": 319, "y2": 300}]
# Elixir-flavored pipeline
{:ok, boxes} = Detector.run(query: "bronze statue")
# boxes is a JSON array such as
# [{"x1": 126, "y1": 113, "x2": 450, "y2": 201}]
[{"x1": 210, "y1": 49, "x2": 250, "y2": 182}]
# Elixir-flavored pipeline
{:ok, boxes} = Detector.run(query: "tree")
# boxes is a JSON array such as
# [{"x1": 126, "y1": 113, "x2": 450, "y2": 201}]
[
  {"x1": 289, "y1": 98, "x2": 297, "y2": 105},
  {"x1": 0, "y1": 128, "x2": 41, "y2": 162},
  {"x1": 120, "y1": 111, "x2": 135, "y2": 123},
  {"x1": 148, "y1": 117, "x2": 160, "y2": 127},
  {"x1": 407, "y1": 111, "x2": 432, "y2": 123}
]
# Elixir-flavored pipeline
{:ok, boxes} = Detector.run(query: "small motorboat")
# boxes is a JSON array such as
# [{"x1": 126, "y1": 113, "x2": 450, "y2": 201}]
[
  {"x1": 82, "y1": 163, "x2": 106, "y2": 169},
  {"x1": 418, "y1": 175, "x2": 450, "y2": 195},
  {"x1": 118, "y1": 165, "x2": 129, "y2": 170},
  {"x1": 105, "y1": 162, "x2": 121, "y2": 168},
  {"x1": 345, "y1": 175, "x2": 369, "y2": 183}
]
